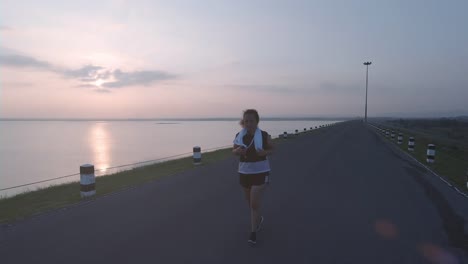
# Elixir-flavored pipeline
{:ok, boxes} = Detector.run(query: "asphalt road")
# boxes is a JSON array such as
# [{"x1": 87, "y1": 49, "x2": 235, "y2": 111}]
[{"x1": 1, "y1": 120, "x2": 467, "y2": 263}]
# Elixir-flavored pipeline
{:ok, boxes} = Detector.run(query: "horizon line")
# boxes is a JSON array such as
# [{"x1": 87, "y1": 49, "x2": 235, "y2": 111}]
[{"x1": 0, "y1": 116, "x2": 356, "y2": 121}]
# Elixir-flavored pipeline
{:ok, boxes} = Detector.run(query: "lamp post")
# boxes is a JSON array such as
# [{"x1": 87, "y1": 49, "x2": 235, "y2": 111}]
[{"x1": 363, "y1": 61, "x2": 372, "y2": 123}]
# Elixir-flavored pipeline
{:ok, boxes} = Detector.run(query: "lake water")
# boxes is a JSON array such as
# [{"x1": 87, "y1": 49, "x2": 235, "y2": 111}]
[{"x1": 0, "y1": 120, "x2": 341, "y2": 197}]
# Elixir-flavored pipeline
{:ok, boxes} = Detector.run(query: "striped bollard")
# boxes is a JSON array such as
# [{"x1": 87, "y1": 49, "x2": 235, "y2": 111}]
[
  {"x1": 408, "y1": 137, "x2": 415, "y2": 151},
  {"x1": 80, "y1": 164, "x2": 96, "y2": 198},
  {"x1": 295, "y1": 129, "x2": 299, "y2": 136},
  {"x1": 426, "y1": 144, "x2": 436, "y2": 163},
  {"x1": 397, "y1": 133, "x2": 403, "y2": 145},
  {"x1": 283, "y1": 131, "x2": 288, "y2": 139},
  {"x1": 385, "y1": 130, "x2": 390, "y2": 137},
  {"x1": 193, "y1": 146, "x2": 201, "y2": 165},
  {"x1": 391, "y1": 131, "x2": 395, "y2": 140}
]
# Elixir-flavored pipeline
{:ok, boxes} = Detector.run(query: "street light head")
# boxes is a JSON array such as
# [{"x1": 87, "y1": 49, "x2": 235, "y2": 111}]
[{"x1": 364, "y1": 62, "x2": 372, "y2": 65}]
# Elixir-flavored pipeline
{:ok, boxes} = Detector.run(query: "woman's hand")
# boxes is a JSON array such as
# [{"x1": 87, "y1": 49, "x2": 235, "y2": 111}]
[{"x1": 233, "y1": 146, "x2": 247, "y2": 156}]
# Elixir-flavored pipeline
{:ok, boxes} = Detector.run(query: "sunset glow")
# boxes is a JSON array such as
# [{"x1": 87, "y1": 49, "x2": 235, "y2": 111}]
[{"x1": 1, "y1": 1, "x2": 467, "y2": 119}]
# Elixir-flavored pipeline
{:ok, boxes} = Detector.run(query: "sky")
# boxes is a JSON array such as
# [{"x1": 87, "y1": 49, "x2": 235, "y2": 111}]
[{"x1": 1, "y1": 0, "x2": 467, "y2": 119}]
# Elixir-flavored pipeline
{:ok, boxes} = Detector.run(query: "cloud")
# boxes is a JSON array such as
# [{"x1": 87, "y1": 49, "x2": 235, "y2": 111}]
[
  {"x1": 0, "y1": 26, "x2": 11, "y2": 31},
  {"x1": 61, "y1": 64, "x2": 103, "y2": 79},
  {"x1": 94, "y1": 89, "x2": 111, "y2": 93},
  {"x1": 77, "y1": 84, "x2": 99, "y2": 88},
  {"x1": 101, "y1": 69, "x2": 176, "y2": 88},
  {"x1": 0, "y1": 54, "x2": 51, "y2": 69},
  {"x1": 0, "y1": 49, "x2": 177, "y2": 89}
]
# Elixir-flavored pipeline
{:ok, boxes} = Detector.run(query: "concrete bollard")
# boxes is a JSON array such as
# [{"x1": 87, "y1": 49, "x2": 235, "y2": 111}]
[
  {"x1": 283, "y1": 131, "x2": 288, "y2": 139},
  {"x1": 426, "y1": 144, "x2": 436, "y2": 163},
  {"x1": 80, "y1": 164, "x2": 96, "y2": 198},
  {"x1": 397, "y1": 133, "x2": 403, "y2": 145},
  {"x1": 193, "y1": 146, "x2": 201, "y2": 165},
  {"x1": 408, "y1": 137, "x2": 415, "y2": 151}
]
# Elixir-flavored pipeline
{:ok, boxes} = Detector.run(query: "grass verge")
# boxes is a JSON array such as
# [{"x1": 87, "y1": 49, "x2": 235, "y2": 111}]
[
  {"x1": 370, "y1": 123, "x2": 468, "y2": 192},
  {"x1": 0, "y1": 148, "x2": 235, "y2": 224},
  {"x1": 0, "y1": 123, "x2": 340, "y2": 225},
  {"x1": 0, "y1": 135, "x2": 299, "y2": 224}
]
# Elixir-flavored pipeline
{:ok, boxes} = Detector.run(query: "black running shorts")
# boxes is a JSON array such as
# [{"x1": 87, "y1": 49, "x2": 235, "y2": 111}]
[{"x1": 239, "y1": 172, "x2": 269, "y2": 188}]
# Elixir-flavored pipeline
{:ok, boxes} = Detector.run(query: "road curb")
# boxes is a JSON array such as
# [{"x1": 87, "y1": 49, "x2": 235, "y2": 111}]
[{"x1": 367, "y1": 123, "x2": 468, "y2": 200}]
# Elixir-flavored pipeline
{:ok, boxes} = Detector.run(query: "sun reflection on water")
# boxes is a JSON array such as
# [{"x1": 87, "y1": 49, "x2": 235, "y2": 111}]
[{"x1": 89, "y1": 122, "x2": 111, "y2": 174}]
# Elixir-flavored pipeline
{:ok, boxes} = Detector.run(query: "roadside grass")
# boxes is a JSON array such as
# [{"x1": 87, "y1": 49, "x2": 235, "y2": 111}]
[
  {"x1": 0, "y1": 123, "x2": 340, "y2": 224},
  {"x1": 371, "y1": 124, "x2": 468, "y2": 191},
  {"x1": 0, "y1": 148, "x2": 232, "y2": 224}
]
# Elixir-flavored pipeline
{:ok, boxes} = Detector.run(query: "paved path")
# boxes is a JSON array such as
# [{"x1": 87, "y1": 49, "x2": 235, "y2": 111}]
[{"x1": 1, "y1": 121, "x2": 467, "y2": 263}]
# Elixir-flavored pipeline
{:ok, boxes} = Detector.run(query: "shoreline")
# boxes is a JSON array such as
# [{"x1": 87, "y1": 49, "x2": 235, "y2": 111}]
[
  {"x1": 0, "y1": 135, "x2": 298, "y2": 224},
  {"x1": 0, "y1": 147, "x2": 233, "y2": 224}
]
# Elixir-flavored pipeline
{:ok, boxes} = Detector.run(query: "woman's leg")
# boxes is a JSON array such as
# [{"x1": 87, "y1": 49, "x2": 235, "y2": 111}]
[
  {"x1": 242, "y1": 187, "x2": 251, "y2": 206},
  {"x1": 250, "y1": 184, "x2": 266, "y2": 232}
]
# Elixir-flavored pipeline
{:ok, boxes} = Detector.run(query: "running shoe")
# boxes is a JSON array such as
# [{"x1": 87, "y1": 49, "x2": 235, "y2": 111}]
[{"x1": 248, "y1": 232, "x2": 257, "y2": 245}]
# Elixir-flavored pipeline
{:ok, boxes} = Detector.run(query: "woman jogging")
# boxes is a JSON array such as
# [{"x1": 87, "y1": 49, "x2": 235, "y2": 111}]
[{"x1": 233, "y1": 109, "x2": 274, "y2": 245}]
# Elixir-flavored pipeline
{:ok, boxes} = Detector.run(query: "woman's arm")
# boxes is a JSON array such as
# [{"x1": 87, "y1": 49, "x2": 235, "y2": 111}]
[{"x1": 257, "y1": 136, "x2": 274, "y2": 156}]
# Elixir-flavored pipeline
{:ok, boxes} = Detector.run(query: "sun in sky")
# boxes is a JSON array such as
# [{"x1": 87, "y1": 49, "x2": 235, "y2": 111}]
[{"x1": 94, "y1": 78, "x2": 105, "y2": 87}]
